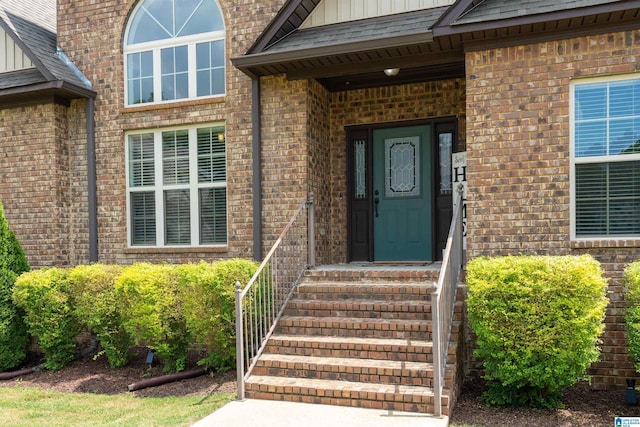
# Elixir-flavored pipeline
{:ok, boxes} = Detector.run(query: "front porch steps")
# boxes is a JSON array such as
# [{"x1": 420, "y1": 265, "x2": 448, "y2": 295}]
[{"x1": 243, "y1": 267, "x2": 463, "y2": 416}]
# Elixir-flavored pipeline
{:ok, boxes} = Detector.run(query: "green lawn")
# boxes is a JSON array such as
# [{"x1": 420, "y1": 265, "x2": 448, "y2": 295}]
[{"x1": 0, "y1": 387, "x2": 235, "y2": 427}]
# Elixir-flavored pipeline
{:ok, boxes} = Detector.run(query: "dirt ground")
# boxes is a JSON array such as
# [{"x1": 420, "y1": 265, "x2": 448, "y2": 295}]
[
  {"x1": 450, "y1": 377, "x2": 640, "y2": 427},
  {"x1": 0, "y1": 347, "x2": 236, "y2": 398},
  {"x1": 1, "y1": 348, "x2": 639, "y2": 426}
]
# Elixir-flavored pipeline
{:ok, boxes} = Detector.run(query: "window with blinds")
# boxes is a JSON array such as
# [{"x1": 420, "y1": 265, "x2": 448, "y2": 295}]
[
  {"x1": 126, "y1": 124, "x2": 227, "y2": 247},
  {"x1": 573, "y1": 77, "x2": 640, "y2": 237}
]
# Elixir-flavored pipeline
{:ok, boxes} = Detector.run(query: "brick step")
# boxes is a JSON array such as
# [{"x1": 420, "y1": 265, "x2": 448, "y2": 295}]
[
  {"x1": 245, "y1": 375, "x2": 451, "y2": 415},
  {"x1": 284, "y1": 298, "x2": 431, "y2": 320},
  {"x1": 276, "y1": 316, "x2": 431, "y2": 339},
  {"x1": 252, "y1": 354, "x2": 454, "y2": 387},
  {"x1": 264, "y1": 334, "x2": 434, "y2": 362},
  {"x1": 296, "y1": 282, "x2": 434, "y2": 301},
  {"x1": 303, "y1": 268, "x2": 441, "y2": 284}
]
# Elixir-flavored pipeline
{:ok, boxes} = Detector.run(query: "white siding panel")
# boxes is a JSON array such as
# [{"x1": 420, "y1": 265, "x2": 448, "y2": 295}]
[
  {"x1": 0, "y1": 27, "x2": 33, "y2": 73},
  {"x1": 301, "y1": 0, "x2": 455, "y2": 28}
]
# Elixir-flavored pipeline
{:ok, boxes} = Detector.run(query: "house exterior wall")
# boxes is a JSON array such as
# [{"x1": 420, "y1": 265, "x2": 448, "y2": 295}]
[
  {"x1": 56, "y1": 0, "x2": 286, "y2": 264},
  {"x1": 0, "y1": 101, "x2": 88, "y2": 267},
  {"x1": 465, "y1": 29, "x2": 640, "y2": 389},
  {"x1": 328, "y1": 79, "x2": 467, "y2": 263}
]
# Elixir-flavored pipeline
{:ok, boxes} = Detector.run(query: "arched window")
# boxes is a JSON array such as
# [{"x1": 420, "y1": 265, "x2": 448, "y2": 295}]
[{"x1": 124, "y1": 0, "x2": 225, "y2": 105}]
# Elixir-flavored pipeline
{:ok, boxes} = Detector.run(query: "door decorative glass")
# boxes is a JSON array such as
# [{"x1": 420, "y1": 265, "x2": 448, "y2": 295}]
[{"x1": 384, "y1": 136, "x2": 420, "y2": 198}]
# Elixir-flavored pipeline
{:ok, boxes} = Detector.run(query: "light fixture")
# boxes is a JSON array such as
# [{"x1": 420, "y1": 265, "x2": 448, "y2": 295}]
[{"x1": 384, "y1": 68, "x2": 400, "y2": 77}]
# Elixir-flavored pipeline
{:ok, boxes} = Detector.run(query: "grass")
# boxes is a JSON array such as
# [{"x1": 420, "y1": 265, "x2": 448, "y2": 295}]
[{"x1": 0, "y1": 387, "x2": 235, "y2": 427}]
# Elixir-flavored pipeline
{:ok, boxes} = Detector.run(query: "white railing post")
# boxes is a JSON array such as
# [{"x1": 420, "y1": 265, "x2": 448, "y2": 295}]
[{"x1": 235, "y1": 281, "x2": 245, "y2": 400}]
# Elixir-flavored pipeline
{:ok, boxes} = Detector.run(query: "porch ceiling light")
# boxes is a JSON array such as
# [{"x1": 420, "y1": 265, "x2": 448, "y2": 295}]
[{"x1": 384, "y1": 68, "x2": 400, "y2": 77}]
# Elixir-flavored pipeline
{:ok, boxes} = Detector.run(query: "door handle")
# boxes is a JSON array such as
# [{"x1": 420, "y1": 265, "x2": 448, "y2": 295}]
[{"x1": 374, "y1": 197, "x2": 379, "y2": 217}]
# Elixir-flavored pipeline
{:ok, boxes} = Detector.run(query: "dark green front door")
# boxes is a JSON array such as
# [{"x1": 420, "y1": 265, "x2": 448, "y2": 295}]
[{"x1": 372, "y1": 126, "x2": 432, "y2": 261}]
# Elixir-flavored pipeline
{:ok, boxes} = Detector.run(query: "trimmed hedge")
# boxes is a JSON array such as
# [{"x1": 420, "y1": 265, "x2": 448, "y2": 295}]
[
  {"x1": 68, "y1": 264, "x2": 130, "y2": 368},
  {"x1": 115, "y1": 263, "x2": 190, "y2": 373},
  {"x1": 624, "y1": 261, "x2": 640, "y2": 373},
  {"x1": 179, "y1": 259, "x2": 259, "y2": 369},
  {"x1": 13, "y1": 268, "x2": 82, "y2": 371},
  {"x1": 12, "y1": 259, "x2": 261, "y2": 372},
  {"x1": 467, "y1": 255, "x2": 608, "y2": 408}
]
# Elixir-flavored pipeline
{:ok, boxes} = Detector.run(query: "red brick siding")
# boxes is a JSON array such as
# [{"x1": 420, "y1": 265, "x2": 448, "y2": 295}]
[
  {"x1": 0, "y1": 101, "x2": 87, "y2": 267},
  {"x1": 56, "y1": 0, "x2": 286, "y2": 264},
  {"x1": 465, "y1": 30, "x2": 640, "y2": 388}
]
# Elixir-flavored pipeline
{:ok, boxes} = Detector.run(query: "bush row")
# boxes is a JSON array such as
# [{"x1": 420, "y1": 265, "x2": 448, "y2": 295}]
[
  {"x1": 12, "y1": 259, "x2": 258, "y2": 372},
  {"x1": 467, "y1": 254, "x2": 608, "y2": 408}
]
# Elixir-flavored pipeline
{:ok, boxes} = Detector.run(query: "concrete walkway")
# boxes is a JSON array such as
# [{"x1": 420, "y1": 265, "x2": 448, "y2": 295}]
[{"x1": 192, "y1": 399, "x2": 449, "y2": 427}]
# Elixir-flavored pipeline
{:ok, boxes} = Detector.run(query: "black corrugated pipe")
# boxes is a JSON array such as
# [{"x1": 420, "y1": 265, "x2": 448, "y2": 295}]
[
  {"x1": 252, "y1": 77, "x2": 262, "y2": 262},
  {"x1": 86, "y1": 97, "x2": 98, "y2": 262}
]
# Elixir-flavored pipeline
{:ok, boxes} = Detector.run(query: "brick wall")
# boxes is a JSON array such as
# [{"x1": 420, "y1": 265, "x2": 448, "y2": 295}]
[
  {"x1": 56, "y1": 0, "x2": 285, "y2": 264},
  {"x1": 465, "y1": 30, "x2": 640, "y2": 388},
  {"x1": 0, "y1": 101, "x2": 86, "y2": 267}
]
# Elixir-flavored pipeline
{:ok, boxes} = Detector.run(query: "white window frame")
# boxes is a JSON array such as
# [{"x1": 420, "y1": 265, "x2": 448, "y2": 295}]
[
  {"x1": 123, "y1": 2, "x2": 226, "y2": 107},
  {"x1": 570, "y1": 74, "x2": 640, "y2": 240},
  {"x1": 125, "y1": 123, "x2": 228, "y2": 248}
]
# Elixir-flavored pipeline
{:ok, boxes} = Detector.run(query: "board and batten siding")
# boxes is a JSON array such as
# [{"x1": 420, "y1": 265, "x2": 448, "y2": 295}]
[
  {"x1": 0, "y1": 27, "x2": 33, "y2": 73},
  {"x1": 301, "y1": 0, "x2": 454, "y2": 28}
]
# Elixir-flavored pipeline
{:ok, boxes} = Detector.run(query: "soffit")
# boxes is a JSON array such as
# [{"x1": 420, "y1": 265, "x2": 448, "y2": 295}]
[{"x1": 232, "y1": 7, "x2": 464, "y2": 91}]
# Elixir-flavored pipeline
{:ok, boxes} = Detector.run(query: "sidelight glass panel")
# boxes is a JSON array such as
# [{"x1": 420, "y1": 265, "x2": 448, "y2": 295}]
[{"x1": 354, "y1": 140, "x2": 367, "y2": 199}]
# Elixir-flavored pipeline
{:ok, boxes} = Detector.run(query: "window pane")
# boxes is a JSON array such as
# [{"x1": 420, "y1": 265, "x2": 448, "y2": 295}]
[
  {"x1": 128, "y1": 0, "x2": 223, "y2": 44},
  {"x1": 197, "y1": 70, "x2": 210, "y2": 97},
  {"x1": 575, "y1": 161, "x2": 640, "y2": 236},
  {"x1": 161, "y1": 75, "x2": 175, "y2": 100},
  {"x1": 127, "y1": 51, "x2": 153, "y2": 104},
  {"x1": 575, "y1": 84, "x2": 606, "y2": 120},
  {"x1": 200, "y1": 187, "x2": 227, "y2": 244},
  {"x1": 211, "y1": 39, "x2": 224, "y2": 68},
  {"x1": 162, "y1": 130, "x2": 190, "y2": 185},
  {"x1": 131, "y1": 192, "x2": 156, "y2": 245},
  {"x1": 177, "y1": 0, "x2": 224, "y2": 37},
  {"x1": 176, "y1": 73, "x2": 189, "y2": 99},
  {"x1": 575, "y1": 121, "x2": 606, "y2": 157},
  {"x1": 197, "y1": 127, "x2": 226, "y2": 183},
  {"x1": 211, "y1": 68, "x2": 225, "y2": 95},
  {"x1": 164, "y1": 189, "x2": 191, "y2": 245},
  {"x1": 161, "y1": 47, "x2": 174, "y2": 74},
  {"x1": 196, "y1": 43, "x2": 209, "y2": 69},
  {"x1": 609, "y1": 118, "x2": 638, "y2": 155},
  {"x1": 129, "y1": 133, "x2": 155, "y2": 187}
]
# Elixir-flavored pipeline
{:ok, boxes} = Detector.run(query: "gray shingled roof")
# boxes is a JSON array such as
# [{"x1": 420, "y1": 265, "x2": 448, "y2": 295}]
[
  {"x1": 454, "y1": 0, "x2": 624, "y2": 25},
  {"x1": 0, "y1": 0, "x2": 90, "y2": 90},
  {"x1": 265, "y1": 7, "x2": 446, "y2": 53}
]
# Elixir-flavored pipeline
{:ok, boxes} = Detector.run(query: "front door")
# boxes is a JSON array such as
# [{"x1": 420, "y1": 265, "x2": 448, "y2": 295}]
[{"x1": 372, "y1": 126, "x2": 432, "y2": 261}]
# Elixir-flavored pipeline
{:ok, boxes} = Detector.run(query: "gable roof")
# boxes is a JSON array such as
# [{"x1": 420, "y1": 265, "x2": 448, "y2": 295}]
[
  {"x1": 0, "y1": 0, "x2": 94, "y2": 104},
  {"x1": 432, "y1": 0, "x2": 640, "y2": 42}
]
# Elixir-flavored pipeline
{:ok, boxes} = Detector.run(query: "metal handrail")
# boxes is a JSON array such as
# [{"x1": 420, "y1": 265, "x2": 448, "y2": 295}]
[
  {"x1": 432, "y1": 185, "x2": 465, "y2": 417},
  {"x1": 235, "y1": 195, "x2": 315, "y2": 400}
]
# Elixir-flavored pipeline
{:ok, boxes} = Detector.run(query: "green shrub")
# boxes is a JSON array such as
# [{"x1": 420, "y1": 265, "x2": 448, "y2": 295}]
[
  {"x1": 180, "y1": 259, "x2": 259, "y2": 369},
  {"x1": 0, "y1": 269, "x2": 29, "y2": 371},
  {"x1": 68, "y1": 264, "x2": 131, "y2": 368},
  {"x1": 624, "y1": 261, "x2": 640, "y2": 373},
  {"x1": 0, "y1": 199, "x2": 30, "y2": 371},
  {"x1": 0, "y1": 200, "x2": 29, "y2": 275},
  {"x1": 467, "y1": 255, "x2": 608, "y2": 408},
  {"x1": 115, "y1": 263, "x2": 190, "y2": 373},
  {"x1": 13, "y1": 268, "x2": 82, "y2": 371}
]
